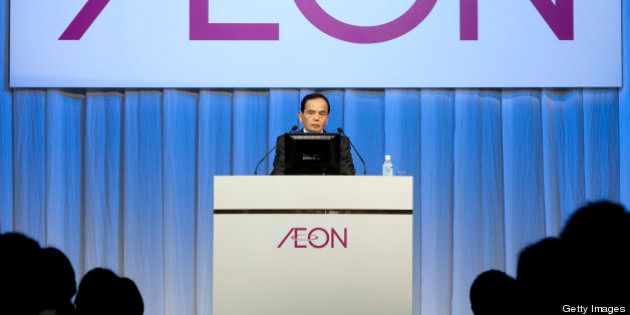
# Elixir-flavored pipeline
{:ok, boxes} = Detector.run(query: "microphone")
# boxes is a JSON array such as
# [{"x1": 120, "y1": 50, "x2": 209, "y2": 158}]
[
  {"x1": 254, "y1": 125, "x2": 298, "y2": 175},
  {"x1": 337, "y1": 127, "x2": 367, "y2": 175}
]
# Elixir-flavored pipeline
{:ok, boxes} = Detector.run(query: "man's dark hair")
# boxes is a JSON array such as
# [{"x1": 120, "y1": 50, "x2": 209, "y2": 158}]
[{"x1": 300, "y1": 92, "x2": 330, "y2": 113}]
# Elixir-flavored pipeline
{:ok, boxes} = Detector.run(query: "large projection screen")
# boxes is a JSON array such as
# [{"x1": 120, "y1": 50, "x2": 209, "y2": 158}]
[{"x1": 10, "y1": 0, "x2": 621, "y2": 88}]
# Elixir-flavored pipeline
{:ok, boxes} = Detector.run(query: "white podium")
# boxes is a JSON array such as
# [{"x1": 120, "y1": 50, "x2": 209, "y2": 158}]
[{"x1": 213, "y1": 176, "x2": 413, "y2": 315}]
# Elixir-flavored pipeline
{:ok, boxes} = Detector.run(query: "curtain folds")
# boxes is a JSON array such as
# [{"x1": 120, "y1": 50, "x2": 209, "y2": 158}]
[
  {"x1": 622, "y1": 2, "x2": 630, "y2": 207},
  {"x1": 2, "y1": 87, "x2": 627, "y2": 315}
]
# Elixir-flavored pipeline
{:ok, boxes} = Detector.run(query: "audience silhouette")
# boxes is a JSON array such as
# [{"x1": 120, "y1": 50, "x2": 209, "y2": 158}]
[
  {"x1": 39, "y1": 247, "x2": 77, "y2": 315},
  {"x1": 74, "y1": 268, "x2": 120, "y2": 315},
  {"x1": 74, "y1": 268, "x2": 144, "y2": 315},
  {"x1": 471, "y1": 200, "x2": 630, "y2": 314},
  {"x1": 560, "y1": 201, "x2": 630, "y2": 307},
  {"x1": 470, "y1": 269, "x2": 519, "y2": 315},
  {"x1": 516, "y1": 237, "x2": 569, "y2": 314},
  {"x1": 118, "y1": 277, "x2": 145, "y2": 315},
  {"x1": 0, "y1": 232, "x2": 144, "y2": 315},
  {"x1": 0, "y1": 232, "x2": 42, "y2": 315},
  {"x1": 4, "y1": 200, "x2": 626, "y2": 315}
]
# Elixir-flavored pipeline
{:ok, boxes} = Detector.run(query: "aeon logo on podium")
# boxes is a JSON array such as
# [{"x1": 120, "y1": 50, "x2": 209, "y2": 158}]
[{"x1": 277, "y1": 227, "x2": 348, "y2": 249}]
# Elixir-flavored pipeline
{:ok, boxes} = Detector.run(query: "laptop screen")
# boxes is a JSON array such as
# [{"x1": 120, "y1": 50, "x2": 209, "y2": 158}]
[{"x1": 284, "y1": 133, "x2": 341, "y2": 175}]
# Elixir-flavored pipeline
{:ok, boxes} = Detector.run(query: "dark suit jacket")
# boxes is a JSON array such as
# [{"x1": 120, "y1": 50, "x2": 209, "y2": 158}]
[{"x1": 271, "y1": 133, "x2": 355, "y2": 175}]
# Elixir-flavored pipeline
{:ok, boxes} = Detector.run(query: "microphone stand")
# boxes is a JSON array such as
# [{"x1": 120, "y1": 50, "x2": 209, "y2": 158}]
[
  {"x1": 254, "y1": 125, "x2": 298, "y2": 175},
  {"x1": 337, "y1": 127, "x2": 367, "y2": 175}
]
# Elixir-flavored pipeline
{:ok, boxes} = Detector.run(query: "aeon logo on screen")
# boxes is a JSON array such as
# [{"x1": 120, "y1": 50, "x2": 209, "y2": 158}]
[
  {"x1": 60, "y1": 0, "x2": 573, "y2": 43},
  {"x1": 277, "y1": 227, "x2": 348, "y2": 249}
]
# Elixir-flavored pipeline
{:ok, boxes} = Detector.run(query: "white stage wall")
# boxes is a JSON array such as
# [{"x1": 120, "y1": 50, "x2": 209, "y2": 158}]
[{"x1": 10, "y1": 0, "x2": 621, "y2": 87}]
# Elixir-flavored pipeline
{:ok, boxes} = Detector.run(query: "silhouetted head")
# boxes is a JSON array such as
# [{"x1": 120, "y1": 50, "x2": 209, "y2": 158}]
[
  {"x1": 119, "y1": 277, "x2": 144, "y2": 315},
  {"x1": 470, "y1": 269, "x2": 518, "y2": 315},
  {"x1": 516, "y1": 237, "x2": 569, "y2": 312},
  {"x1": 75, "y1": 268, "x2": 120, "y2": 315},
  {"x1": 517, "y1": 237, "x2": 567, "y2": 283},
  {"x1": 0, "y1": 232, "x2": 42, "y2": 315},
  {"x1": 561, "y1": 201, "x2": 630, "y2": 250},
  {"x1": 75, "y1": 268, "x2": 144, "y2": 315},
  {"x1": 38, "y1": 247, "x2": 77, "y2": 313},
  {"x1": 559, "y1": 201, "x2": 630, "y2": 305}
]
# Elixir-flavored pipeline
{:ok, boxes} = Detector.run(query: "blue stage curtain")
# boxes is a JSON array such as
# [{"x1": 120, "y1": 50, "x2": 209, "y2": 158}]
[
  {"x1": 1, "y1": 5, "x2": 629, "y2": 315},
  {"x1": 84, "y1": 91, "x2": 122, "y2": 273},
  {"x1": 0, "y1": 0, "x2": 10, "y2": 233},
  {"x1": 622, "y1": 3, "x2": 630, "y2": 206},
  {"x1": 122, "y1": 90, "x2": 166, "y2": 315},
  {"x1": 418, "y1": 89, "x2": 455, "y2": 315}
]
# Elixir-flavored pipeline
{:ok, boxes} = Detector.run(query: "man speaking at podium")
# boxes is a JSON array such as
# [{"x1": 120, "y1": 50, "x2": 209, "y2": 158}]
[{"x1": 271, "y1": 92, "x2": 355, "y2": 175}]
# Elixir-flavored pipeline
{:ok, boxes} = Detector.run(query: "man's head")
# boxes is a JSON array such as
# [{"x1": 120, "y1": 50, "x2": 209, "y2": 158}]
[{"x1": 299, "y1": 92, "x2": 330, "y2": 133}]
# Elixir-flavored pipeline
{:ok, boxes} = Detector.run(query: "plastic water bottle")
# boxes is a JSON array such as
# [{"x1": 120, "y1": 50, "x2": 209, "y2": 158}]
[{"x1": 382, "y1": 154, "x2": 394, "y2": 176}]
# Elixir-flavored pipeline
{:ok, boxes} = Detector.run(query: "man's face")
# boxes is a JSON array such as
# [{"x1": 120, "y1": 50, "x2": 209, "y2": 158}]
[{"x1": 298, "y1": 97, "x2": 329, "y2": 133}]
